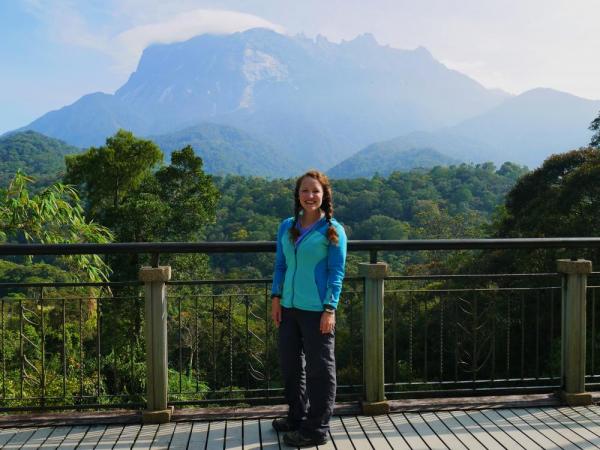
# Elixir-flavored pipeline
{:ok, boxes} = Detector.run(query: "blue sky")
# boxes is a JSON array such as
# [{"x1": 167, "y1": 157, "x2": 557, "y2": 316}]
[{"x1": 2, "y1": 0, "x2": 599, "y2": 134}]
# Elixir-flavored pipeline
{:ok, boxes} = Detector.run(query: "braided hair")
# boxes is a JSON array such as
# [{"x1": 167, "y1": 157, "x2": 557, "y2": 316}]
[{"x1": 289, "y1": 170, "x2": 339, "y2": 245}]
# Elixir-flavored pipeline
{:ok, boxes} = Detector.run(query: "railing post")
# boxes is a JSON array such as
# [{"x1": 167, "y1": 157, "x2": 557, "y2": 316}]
[
  {"x1": 557, "y1": 258, "x2": 592, "y2": 406},
  {"x1": 139, "y1": 265, "x2": 173, "y2": 423},
  {"x1": 359, "y1": 261, "x2": 390, "y2": 415}
]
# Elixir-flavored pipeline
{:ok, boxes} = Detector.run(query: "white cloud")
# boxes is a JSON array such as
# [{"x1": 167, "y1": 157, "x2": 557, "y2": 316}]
[
  {"x1": 21, "y1": 1, "x2": 284, "y2": 75},
  {"x1": 112, "y1": 9, "x2": 285, "y2": 73}
]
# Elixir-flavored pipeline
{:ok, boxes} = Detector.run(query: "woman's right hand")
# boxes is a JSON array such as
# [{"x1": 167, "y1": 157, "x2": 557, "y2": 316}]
[{"x1": 271, "y1": 296, "x2": 282, "y2": 328}]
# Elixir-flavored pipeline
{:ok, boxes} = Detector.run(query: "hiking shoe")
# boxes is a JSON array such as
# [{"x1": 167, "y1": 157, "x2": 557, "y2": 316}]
[
  {"x1": 272, "y1": 417, "x2": 299, "y2": 432},
  {"x1": 283, "y1": 430, "x2": 327, "y2": 448}
]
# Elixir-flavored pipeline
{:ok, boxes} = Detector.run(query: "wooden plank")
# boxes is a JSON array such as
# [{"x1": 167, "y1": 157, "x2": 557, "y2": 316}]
[
  {"x1": 56, "y1": 425, "x2": 89, "y2": 449},
  {"x1": 205, "y1": 420, "x2": 226, "y2": 450},
  {"x1": 2, "y1": 427, "x2": 36, "y2": 449},
  {"x1": 568, "y1": 406, "x2": 600, "y2": 435},
  {"x1": 328, "y1": 416, "x2": 356, "y2": 450},
  {"x1": 75, "y1": 425, "x2": 107, "y2": 449},
  {"x1": 587, "y1": 404, "x2": 600, "y2": 419},
  {"x1": 0, "y1": 428, "x2": 18, "y2": 447},
  {"x1": 571, "y1": 405, "x2": 600, "y2": 421},
  {"x1": 132, "y1": 424, "x2": 158, "y2": 449},
  {"x1": 514, "y1": 408, "x2": 583, "y2": 449},
  {"x1": 94, "y1": 424, "x2": 124, "y2": 449},
  {"x1": 340, "y1": 416, "x2": 371, "y2": 450},
  {"x1": 465, "y1": 410, "x2": 530, "y2": 449},
  {"x1": 18, "y1": 426, "x2": 53, "y2": 449},
  {"x1": 432, "y1": 411, "x2": 485, "y2": 450},
  {"x1": 39, "y1": 426, "x2": 72, "y2": 448},
  {"x1": 388, "y1": 413, "x2": 431, "y2": 450},
  {"x1": 151, "y1": 422, "x2": 176, "y2": 449},
  {"x1": 485, "y1": 409, "x2": 550, "y2": 449},
  {"x1": 536, "y1": 407, "x2": 600, "y2": 447},
  {"x1": 404, "y1": 411, "x2": 449, "y2": 449},
  {"x1": 372, "y1": 415, "x2": 411, "y2": 450},
  {"x1": 187, "y1": 422, "x2": 209, "y2": 449},
  {"x1": 224, "y1": 419, "x2": 243, "y2": 450},
  {"x1": 258, "y1": 418, "x2": 281, "y2": 450},
  {"x1": 528, "y1": 407, "x2": 597, "y2": 447},
  {"x1": 356, "y1": 416, "x2": 391, "y2": 449},
  {"x1": 112, "y1": 424, "x2": 141, "y2": 449},
  {"x1": 418, "y1": 411, "x2": 467, "y2": 450},
  {"x1": 559, "y1": 407, "x2": 600, "y2": 438},
  {"x1": 241, "y1": 419, "x2": 261, "y2": 450},
  {"x1": 448, "y1": 410, "x2": 504, "y2": 449},
  {"x1": 168, "y1": 422, "x2": 192, "y2": 450}
]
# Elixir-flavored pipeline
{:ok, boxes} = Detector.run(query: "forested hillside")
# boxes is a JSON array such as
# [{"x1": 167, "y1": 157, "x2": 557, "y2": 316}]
[
  {"x1": 203, "y1": 161, "x2": 528, "y2": 276},
  {"x1": 0, "y1": 131, "x2": 79, "y2": 187}
]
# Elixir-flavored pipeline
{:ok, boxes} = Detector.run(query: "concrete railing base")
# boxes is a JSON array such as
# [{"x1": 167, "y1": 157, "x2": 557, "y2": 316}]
[
  {"x1": 559, "y1": 391, "x2": 592, "y2": 406},
  {"x1": 361, "y1": 400, "x2": 390, "y2": 415},
  {"x1": 142, "y1": 406, "x2": 175, "y2": 424}
]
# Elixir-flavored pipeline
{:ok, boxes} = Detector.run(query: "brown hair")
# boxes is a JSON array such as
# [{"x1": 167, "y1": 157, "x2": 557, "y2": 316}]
[{"x1": 289, "y1": 170, "x2": 339, "y2": 245}]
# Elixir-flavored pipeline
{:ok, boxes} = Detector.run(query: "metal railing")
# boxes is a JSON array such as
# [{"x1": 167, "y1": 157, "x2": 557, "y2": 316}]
[
  {"x1": 0, "y1": 281, "x2": 145, "y2": 411},
  {"x1": 1, "y1": 239, "x2": 599, "y2": 417},
  {"x1": 164, "y1": 277, "x2": 365, "y2": 406},
  {"x1": 383, "y1": 273, "x2": 564, "y2": 398}
]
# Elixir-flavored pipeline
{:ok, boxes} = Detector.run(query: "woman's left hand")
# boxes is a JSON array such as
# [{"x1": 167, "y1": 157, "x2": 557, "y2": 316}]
[{"x1": 320, "y1": 311, "x2": 335, "y2": 334}]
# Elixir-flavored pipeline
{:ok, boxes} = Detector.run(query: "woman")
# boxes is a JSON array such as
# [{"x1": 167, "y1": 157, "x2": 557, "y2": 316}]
[{"x1": 271, "y1": 170, "x2": 347, "y2": 447}]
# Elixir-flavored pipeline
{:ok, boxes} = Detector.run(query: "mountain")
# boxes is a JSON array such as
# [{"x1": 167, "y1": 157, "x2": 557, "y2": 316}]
[
  {"x1": 23, "y1": 28, "x2": 509, "y2": 171},
  {"x1": 328, "y1": 131, "x2": 464, "y2": 178},
  {"x1": 450, "y1": 88, "x2": 600, "y2": 167},
  {"x1": 152, "y1": 123, "x2": 296, "y2": 177},
  {"x1": 22, "y1": 93, "x2": 147, "y2": 149},
  {"x1": 333, "y1": 89, "x2": 600, "y2": 175},
  {"x1": 0, "y1": 131, "x2": 79, "y2": 187}
]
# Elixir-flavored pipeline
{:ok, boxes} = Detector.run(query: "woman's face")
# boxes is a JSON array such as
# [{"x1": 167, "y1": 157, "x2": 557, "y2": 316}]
[{"x1": 298, "y1": 176, "x2": 323, "y2": 214}]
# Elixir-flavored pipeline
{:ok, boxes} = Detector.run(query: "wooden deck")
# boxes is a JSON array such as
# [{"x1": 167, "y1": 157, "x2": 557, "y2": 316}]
[{"x1": 3, "y1": 405, "x2": 600, "y2": 449}]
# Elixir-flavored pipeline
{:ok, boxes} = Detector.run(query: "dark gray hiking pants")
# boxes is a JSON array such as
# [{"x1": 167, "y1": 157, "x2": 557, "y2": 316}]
[{"x1": 279, "y1": 306, "x2": 336, "y2": 440}]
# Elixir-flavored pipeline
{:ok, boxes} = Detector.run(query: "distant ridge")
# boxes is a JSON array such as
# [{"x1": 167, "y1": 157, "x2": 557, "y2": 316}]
[
  {"x1": 450, "y1": 88, "x2": 600, "y2": 167},
  {"x1": 152, "y1": 123, "x2": 296, "y2": 177},
  {"x1": 328, "y1": 131, "x2": 471, "y2": 178}
]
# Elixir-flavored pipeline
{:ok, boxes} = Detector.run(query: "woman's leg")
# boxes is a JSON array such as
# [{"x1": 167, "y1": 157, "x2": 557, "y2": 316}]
[
  {"x1": 297, "y1": 310, "x2": 336, "y2": 440},
  {"x1": 278, "y1": 307, "x2": 307, "y2": 425}
]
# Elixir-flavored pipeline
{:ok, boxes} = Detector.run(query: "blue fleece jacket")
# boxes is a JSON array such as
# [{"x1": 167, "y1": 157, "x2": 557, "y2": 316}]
[{"x1": 271, "y1": 217, "x2": 347, "y2": 311}]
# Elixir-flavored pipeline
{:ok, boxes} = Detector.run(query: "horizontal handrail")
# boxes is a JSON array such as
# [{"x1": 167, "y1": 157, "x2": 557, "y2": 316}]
[{"x1": 1, "y1": 237, "x2": 600, "y2": 256}]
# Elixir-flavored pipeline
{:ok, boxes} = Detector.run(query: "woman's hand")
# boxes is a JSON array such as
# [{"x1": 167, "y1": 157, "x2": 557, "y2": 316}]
[
  {"x1": 320, "y1": 311, "x2": 335, "y2": 334},
  {"x1": 271, "y1": 296, "x2": 282, "y2": 328}
]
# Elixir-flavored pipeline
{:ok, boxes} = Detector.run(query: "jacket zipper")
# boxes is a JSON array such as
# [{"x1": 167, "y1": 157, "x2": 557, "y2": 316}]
[
  {"x1": 291, "y1": 245, "x2": 297, "y2": 307},
  {"x1": 290, "y1": 220, "x2": 320, "y2": 308}
]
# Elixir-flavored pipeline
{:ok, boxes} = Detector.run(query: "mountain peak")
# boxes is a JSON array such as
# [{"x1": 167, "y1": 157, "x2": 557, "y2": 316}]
[
  {"x1": 345, "y1": 32, "x2": 379, "y2": 48},
  {"x1": 237, "y1": 27, "x2": 282, "y2": 40},
  {"x1": 412, "y1": 45, "x2": 433, "y2": 59},
  {"x1": 517, "y1": 87, "x2": 590, "y2": 102}
]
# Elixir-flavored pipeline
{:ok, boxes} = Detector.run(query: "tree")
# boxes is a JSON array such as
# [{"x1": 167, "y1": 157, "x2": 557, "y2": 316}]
[
  {"x1": 590, "y1": 111, "x2": 600, "y2": 148},
  {"x1": 497, "y1": 147, "x2": 600, "y2": 238},
  {"x1": 473, "y1": 147, "x2": 600, "y2": 274},
  {"x1": 154, "y1": 146, "x2": 219, "y2": 240},
  {"x1": 64, "y1": 129, "x2": 163, "y2": 216},
  {"x1": 0, "y1": 171, "x2": 113, "y2": 281},
  {"x1": 65, "y1": 134, "x2": 218, "y2": 244},
  {"x1": 352, "y1": 215, "x2": 409, "y2": 240}
]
